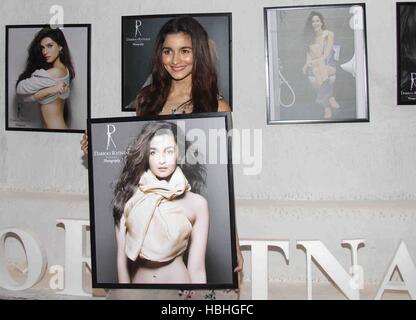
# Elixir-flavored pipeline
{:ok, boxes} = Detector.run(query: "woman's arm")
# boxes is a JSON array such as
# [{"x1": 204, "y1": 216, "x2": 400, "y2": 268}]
[
  {"x1": 187, "y1": 196, "x2": 209, "y2": 283},
  {"x1": 31, "y1": 82, "x2": 68, "y2": 101},
  {"x1": 81, "y1": 130, "x2": 88, "y2": 155},
  {"x1": 16, "y1": 68, "x2": 68, "y2": 101},
  {"x1": 303, "y1": 51, "x2": 312, "y2": 74},
  {"x1": 115, "y1": 215, "x2": 130, "y2": 283},
  {"x1": 322, "y1": 31, "x2": 335, "y2": 61}
]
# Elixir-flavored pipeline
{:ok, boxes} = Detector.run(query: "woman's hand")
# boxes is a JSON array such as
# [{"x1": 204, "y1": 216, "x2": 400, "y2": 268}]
[
  {"x1": 225, "y1": 243, "x2": 244, "y2": 293},
  {"x1": 80, "y1": 130, "x2": 88, "y2": 156},
  {"x1": 234, "y1": 245, "x2": 244, "y2": 273},
  {"x1": 234, "y1": 243, "x2": 244, "y2": 288},
  {"x1": 115, "y1": 215, "x2": 127, "y2": 249}
]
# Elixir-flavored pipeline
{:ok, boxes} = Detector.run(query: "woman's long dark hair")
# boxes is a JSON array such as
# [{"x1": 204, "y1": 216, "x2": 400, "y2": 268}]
[
  {"x1": 136, "y1": 16, "x2": 219, "y2": 115},
  {"x1": 112, "y1": 121, "x2": 206, "y2": 225},
  {"x1": 303, "y1": 11, "x2": 326, "y2": 49},
  {"x1": 16, "y1": 26, "x2": 75, "y2": 86}
]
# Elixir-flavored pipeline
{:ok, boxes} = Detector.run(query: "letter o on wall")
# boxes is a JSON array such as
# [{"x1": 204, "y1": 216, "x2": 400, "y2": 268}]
[{"x1": 0, "y1": 229, "x2": 47, "y2": 291}]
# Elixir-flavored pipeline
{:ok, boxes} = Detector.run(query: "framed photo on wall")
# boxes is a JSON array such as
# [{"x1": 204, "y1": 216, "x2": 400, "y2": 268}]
[
  {"x1": 87, "y1": 113, "x2": 238, "y2": 289},
  {"x1": 264, "y1": 4, "x2": 369, "y2": 124},
  {"x1": 397, "y1": 2, "x2": 416, "y2": 105},
  {"x1": 121, "y1": 13, "x2": 232, "y2": 112},
  {"x1": 5, "y1": 24, "x2": 91, "y2": 133}
]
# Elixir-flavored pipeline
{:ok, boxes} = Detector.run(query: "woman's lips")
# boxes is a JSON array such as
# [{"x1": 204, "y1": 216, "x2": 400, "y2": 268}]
[{"x1": 170, "y1": 65, "x2": 186, "y2": 72}]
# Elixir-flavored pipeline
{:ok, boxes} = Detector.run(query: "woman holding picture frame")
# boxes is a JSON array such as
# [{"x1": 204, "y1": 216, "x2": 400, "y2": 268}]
[
  {"x1": 15, "y1": 27, "x2": 75, "y2": 129},
  {"x1": 82, "y1": 15, "x2": 242, "y2": 298}
]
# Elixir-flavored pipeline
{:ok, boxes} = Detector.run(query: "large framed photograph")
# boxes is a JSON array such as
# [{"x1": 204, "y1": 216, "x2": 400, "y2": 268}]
[
  {"x1": 121, "y1": 13, "x2": 232, "y2": 112},
  {"x1": 397, "y1": 2, "x2": 416, "y2": 105},
  {"x1": 264, "y1": 4, "x2": 369, "y2": 124},
  {"x1": 88, "y1": 113, "x2": 238, "y2": 289},
  {"x1": 5, "y1": 24, "x2": 91, "y2": 132}
]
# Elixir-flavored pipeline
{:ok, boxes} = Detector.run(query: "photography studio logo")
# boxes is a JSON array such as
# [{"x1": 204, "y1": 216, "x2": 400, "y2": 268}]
[
  {"x1": 125, "y1": 18, "x2": 150, "y2": 46},
  {"x1": 93, "y1": 124, "x2": 126, "y2": 164},
  {"x1": 401, "y1": 72, "x2": 416, "y2": 99},
  {"x1": 135, "y1": 19, "x2": 142, "y2": 38},
  {"x1": 106, "y1": 124, "x2": 117, "y2": 151},
  {"x1": 411, "y1": 73, "x2": 416, "y2": 92}
]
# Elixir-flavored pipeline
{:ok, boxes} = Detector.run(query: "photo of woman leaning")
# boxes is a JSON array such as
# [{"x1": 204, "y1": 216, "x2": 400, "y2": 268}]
[{"x1": 15, "y1": 27, "x2": 75, "y2": 129}]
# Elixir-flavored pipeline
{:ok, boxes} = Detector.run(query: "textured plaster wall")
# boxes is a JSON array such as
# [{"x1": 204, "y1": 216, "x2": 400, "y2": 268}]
[
  {"x1": 1, "y1": 0, "x2": 416, "y2": 293},
  {"x1": 1, "y1": 0, "x2": 415, "y2": 199}
]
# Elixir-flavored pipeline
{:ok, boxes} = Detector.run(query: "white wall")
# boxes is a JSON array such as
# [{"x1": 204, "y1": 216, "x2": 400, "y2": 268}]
[
  {"x1": 1, "y1": 0, "x2": 416, "y2": 299},
  {"x1": 1, "y1": 0, "x2": 415, "y2": 199}
]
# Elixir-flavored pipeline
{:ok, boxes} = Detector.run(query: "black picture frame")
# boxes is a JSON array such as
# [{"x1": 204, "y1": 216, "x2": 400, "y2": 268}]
[
  {"x1": 264, "y1": 3, "x2": 369, "y2": 124},
  {"x1": 5, "y1": 24, "x2": 91, "y2": 133},
  {"x1": 87, "y1": 112, "x2": 238, "y2": 289},
  {"x1": 397, "y1": 2, "x2": 416, "y2": 105},
  {"x1": 121, "y1": 13, "x2": 232, "y2": 112}
]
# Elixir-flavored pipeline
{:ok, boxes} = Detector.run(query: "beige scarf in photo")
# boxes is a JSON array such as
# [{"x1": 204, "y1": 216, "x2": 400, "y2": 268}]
[{"x1": 124, "y1": 167, "x2": 192, "y2": 262}]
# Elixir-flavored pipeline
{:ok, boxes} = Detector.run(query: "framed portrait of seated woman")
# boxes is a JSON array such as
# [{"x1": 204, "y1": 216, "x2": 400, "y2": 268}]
[
  {"x1": 264, "y1": 3, "x2": 369, "y2": 124},
  {"x1": 121, "y1": 13, "x2": 232, "y2": 112},
  {"x1": 5, "y1": 24, "x2": 91, "y2": 132},
  {"x1": 87, "y1": 112, "x2": 238, "y2": 289}
]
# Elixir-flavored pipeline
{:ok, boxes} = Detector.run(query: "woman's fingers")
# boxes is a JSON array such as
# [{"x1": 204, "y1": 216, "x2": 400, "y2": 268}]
[
  {"x1": 56, "y1": 83, "x2": 68, "y2": 95},
  {"x1": 234, "y1": 249, "x2": 244, "y2": 273},
  {"x1": 80, "y1": 130, "x2": 89, "y2": 155},
  {"x1": 120, "y1": 215, "x2": 126, "y2": 227},
  {"x1": 233, "y1": 251, "x2": 244, "y2": 288}
]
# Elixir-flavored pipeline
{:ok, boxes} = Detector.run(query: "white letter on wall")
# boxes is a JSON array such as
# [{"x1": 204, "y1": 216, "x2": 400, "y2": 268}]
[
  {"x1": 240, "y1": 239, "x2": 289, "y2": 300},
  {"x1": 49, "y1": 265, "x2": 64, "y2": 290},
  {"x1": 375, "y1": 240, "x2": 416, "y2": 300},
  {"x1": 0, "y1": 229, "x2": 47, "y2": 291},
  {"x1": 56, "y1": 219, "x2": 91, "y2": 297},
  {"x1": 49, "y1": 5, "x2": 64, "y2": 29},
  {"x1": 297, "y1": 239, "x2": 365, "y2": 300}
]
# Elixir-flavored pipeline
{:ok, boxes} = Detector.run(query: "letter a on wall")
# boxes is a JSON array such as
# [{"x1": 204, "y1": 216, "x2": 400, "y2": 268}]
[{"x1": 375, "y1": 240, "x2": 416, "y2": 300}]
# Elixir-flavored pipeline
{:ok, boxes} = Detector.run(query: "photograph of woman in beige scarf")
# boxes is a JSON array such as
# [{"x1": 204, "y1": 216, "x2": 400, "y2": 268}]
[{"x1": 112, "y1": 121, "x2": 209, "y2": 284}]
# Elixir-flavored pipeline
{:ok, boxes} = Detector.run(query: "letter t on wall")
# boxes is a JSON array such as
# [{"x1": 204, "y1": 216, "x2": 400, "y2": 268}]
[{"x1": 240, "y1": 240, "x2": 289, "y2": 300}]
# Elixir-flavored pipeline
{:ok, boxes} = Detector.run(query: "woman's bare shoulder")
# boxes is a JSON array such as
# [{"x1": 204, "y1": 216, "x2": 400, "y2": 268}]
[
  {"x1": 46, "y1": 67, "x2": 67, "y2": 79},
  {"x1": 185, "y1": 191, "x2": 208, "y2": 211}
]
